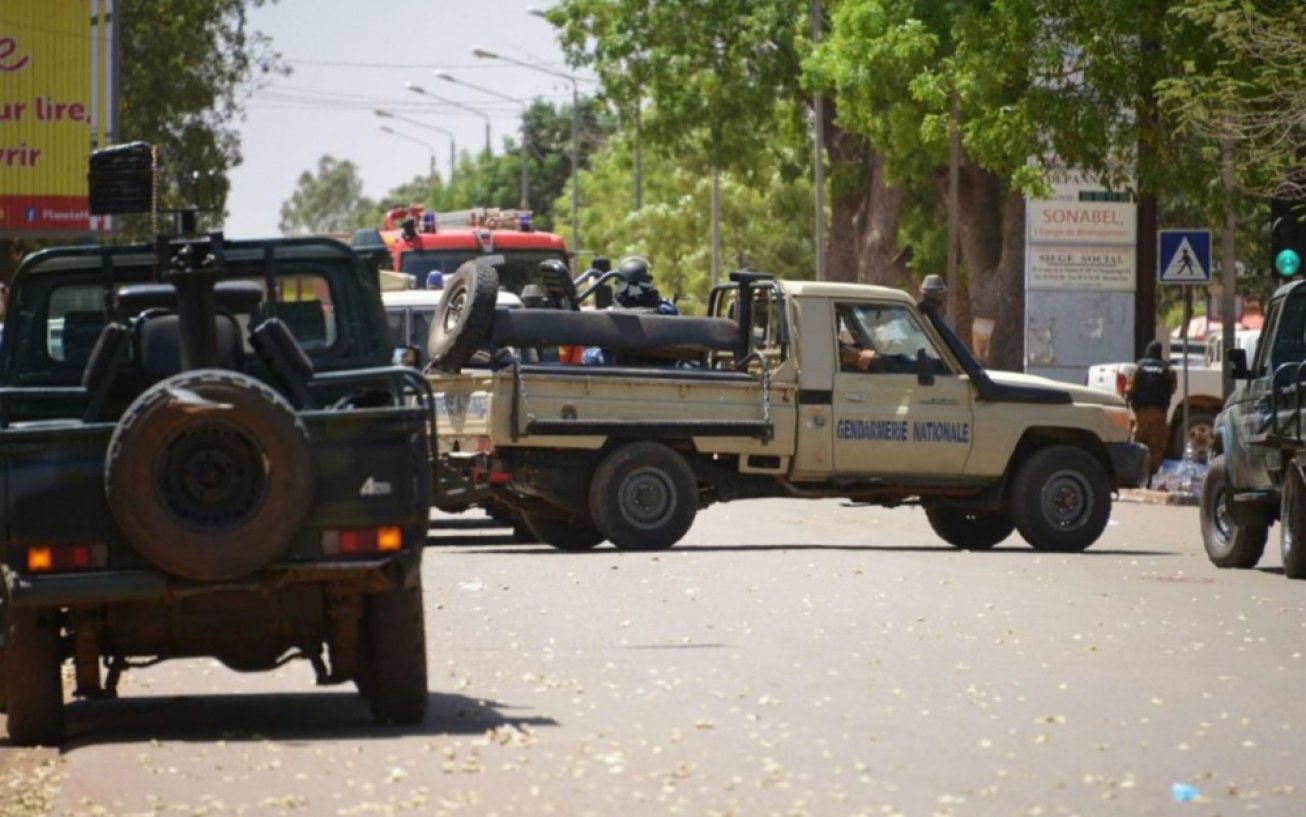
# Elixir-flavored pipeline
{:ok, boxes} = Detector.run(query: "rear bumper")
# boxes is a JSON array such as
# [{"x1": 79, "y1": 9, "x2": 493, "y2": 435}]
[
  {"x1": 3, "y1": 551, "x2": 421, "y2": 609},
  {"x1": 1108, "y1": 442, "x2": 1150, "y2": 489}
]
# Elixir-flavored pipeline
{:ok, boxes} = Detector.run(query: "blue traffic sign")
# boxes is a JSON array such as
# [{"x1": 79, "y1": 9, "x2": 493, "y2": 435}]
[{"x1": 1158, "y1": 229, "x2": 1212, "y2": 285}]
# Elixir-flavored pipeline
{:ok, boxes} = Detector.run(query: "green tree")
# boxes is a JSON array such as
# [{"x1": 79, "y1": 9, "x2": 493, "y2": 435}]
[
  {"x1": 565, "y1": 133, "x2": 815, "y2": 309},
  {"x1": 117, "y1": 0, "x2": 287, "y2": 236},
  {"x1": 278, "y1": 156, "x2": 380, "y2": 235}
]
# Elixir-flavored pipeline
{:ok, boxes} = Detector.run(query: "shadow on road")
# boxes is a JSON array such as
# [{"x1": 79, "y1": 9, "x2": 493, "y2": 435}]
[
  {"x1": 49, "y1": 690, "x2": 556, "y2": 753},
  {"x1": 426, "y1": 531, "x2": 522, "y2": 548},
  {"x1": 457, "y1": 542, "x2": 1178, "y2": 557}
]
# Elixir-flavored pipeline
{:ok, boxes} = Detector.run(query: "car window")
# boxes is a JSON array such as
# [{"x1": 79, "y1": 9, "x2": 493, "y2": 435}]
[{"x1": 835, "y1": 302, "x2": 950, "y2": 376}]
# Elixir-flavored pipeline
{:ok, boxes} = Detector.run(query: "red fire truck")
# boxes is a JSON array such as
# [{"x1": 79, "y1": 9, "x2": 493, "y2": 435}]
[{"x1": 353, "y1": 205, "x2": 571, "y2": 295}]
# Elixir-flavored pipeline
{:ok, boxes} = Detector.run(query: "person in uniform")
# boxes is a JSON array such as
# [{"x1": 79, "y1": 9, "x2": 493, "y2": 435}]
[
  {"x1": 1126, "y1": 339, "x2": 1178, "y2": 481},
  {"x1": 582, "y1": 257, "x2": 678, "y2": 366}
]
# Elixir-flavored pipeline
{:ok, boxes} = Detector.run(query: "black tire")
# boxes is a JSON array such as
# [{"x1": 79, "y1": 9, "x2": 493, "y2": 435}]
[
  {"x1": 105, "y1": 370, "x2": 314, "y2": 582},
  {"x1": 1168, "y1": 408, "x2": 1217, "y2": 461},
  {"x1": 1201, "y1": 455, "x2": 1267, "y2": 568},
  {"x1": 362, "y1": 583, "x2": 429, "y2": 724},
  {"x1": 521, "y1": 511, "x2": 605, "y2": 551},
  {"x1": 589, "y1": 442, "x2": 698, "y2": 551},
  {"x1": 1280, "y1": 462, "x2": 1306, "y2": 579},
  {"x1": 1010, "y1": 445, "x2": 1111, "y2": 553},
  {"x1": 428, "y1": 261, "x2": 500, "y2": 372},
  {"x1": 511, "y1": 519, "x2": 538, "y2": 543},
  {"x1": 924, "y1": 507, "x2": 1015, "y2": 550},
  {"x1": 3, "y1": 608, "x2": 63, "y2": 746}
]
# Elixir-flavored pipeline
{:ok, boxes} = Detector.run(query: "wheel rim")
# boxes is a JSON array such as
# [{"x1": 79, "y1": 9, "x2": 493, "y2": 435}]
[
  {"x1": 442, "y1": 288, "x2": 468, "y2": 333},
  {"x1": 158, "y1": 423, "x2": 267, "y2": 528},
  {"x1": 1210, "y1": 481, "x2": 1233, "y2": 547},
  {"x1": 1284, "y1": 475, "x2": 1296, "y2": 563},
  {"x1": 618, "y1": 467, "x2": 677, "y2": 530},
  {"x1": 1040, "y1": 469, "x2": 1093, "y2": 530}
]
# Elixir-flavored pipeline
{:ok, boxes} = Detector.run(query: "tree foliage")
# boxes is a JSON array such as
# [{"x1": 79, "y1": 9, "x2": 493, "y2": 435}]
[
  {"x1": 117, "y1": 0, "x2": 287, "y2": 238},
  {"x1": 278, "y1": 156, "x2": 379, "y2": 235}
]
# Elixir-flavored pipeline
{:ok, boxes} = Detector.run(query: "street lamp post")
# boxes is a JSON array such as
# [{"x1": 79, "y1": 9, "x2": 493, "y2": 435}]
[
  {"x1": 378, "y1": 125, "x2": 436, "y2": 178},
  {"x1": 405, "y1": 82, "x2": 492, "y2": 157},
  {"x1": 434, "y1": 71, "x2": 531, "y2": 211},
  {"x1": 375, "y1": 108, "x2": 455, "y2": 181},
  {"x1": 473, "y1": 46, "x2": 581, "y2": 254}
]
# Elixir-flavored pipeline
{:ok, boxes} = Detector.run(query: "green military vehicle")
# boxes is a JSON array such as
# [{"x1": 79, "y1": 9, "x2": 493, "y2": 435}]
[
  {"x1": 1200, "y1": 278, "x2": 1306, "y2": 579},
  {"x1": 0, "y1": 149, "x2": 434, "y2": 746},
  {"x1": 425, "y1": 265, "x2": 1148, "y2": 553}
]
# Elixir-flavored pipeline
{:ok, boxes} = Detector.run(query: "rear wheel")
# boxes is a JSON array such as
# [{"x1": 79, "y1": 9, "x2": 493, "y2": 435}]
[
  {"x1": 3, "y1": 608, "x2": 64, "y2": 746},
  {"x1": 1280, "y1": 462, "x2": 1306, "y2": 579},
  {"x1": 590, "y1": 442, "x2": 698, "y2": 551},
  {"x1": 1201, "y1": 455, "x2": 1267, "y2": 568},
  {"x1": 924, "y1": 507, "x2": 1015, "y2": 550},
  {"x1": 361, "y1": 583, "x2": 429, "y2": 724},
  {"x1": 1010, "y1": 445, "x2": 1111, "y2": 553},
  {"x1": 521, "y1": 511, "x2": 604, "y2": 551}
]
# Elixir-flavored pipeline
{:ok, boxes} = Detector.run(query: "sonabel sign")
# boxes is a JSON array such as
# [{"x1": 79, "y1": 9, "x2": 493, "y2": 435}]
[
  {"x1": 1027, "y1": 175, "x2": 1136, "y2": 246},
  {"x1": 1, "y1": 1, "x2": 115, "y2": 235}
]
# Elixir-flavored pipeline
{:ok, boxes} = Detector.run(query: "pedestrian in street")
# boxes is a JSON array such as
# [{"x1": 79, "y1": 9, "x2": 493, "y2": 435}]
[{"x1": 1126, "y1": 339, "x2": 1178, "y2": 481}]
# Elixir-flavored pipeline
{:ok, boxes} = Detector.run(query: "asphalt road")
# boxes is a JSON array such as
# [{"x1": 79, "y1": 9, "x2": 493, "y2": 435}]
[{"x1": 3, "y1": 497, "x2": 1305, "y2": 817}]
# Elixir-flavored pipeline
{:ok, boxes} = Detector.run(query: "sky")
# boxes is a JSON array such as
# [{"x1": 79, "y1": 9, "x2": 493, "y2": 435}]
[{"x1": 224, "y1": 0, "x2": 592, "y2": 239}]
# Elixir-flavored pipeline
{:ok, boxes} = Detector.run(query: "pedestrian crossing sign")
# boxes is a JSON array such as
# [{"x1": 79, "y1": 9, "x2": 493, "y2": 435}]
[{"x1": 1158, "y1": 229, "x2": 1212, "y2": 284}]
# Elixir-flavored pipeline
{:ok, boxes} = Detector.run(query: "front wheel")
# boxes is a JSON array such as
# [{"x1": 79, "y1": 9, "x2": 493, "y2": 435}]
[
  {"x1": 1010, "y1": 446, "x2": 1111, "y2": 553},
  {"x1": 1201, "y1": 455, "x2": 1267, "y2": 568},
  {"x1": 3, "y1": 608, "x2": 64, "y2": 746},
  {"x1": 924, "y1": 507, "x2": 1015, "y2": 550},
  {"x1": 1281, "y1": 462, "x2": 1306, "y2": 579}
]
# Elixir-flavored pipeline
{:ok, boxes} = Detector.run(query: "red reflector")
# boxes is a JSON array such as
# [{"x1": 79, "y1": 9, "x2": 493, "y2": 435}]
[
  {"x1": 333, "y1": 528, "x2": 380, "y2": 555},
  {"x1": 488, "y1": 470, "x2": 512, "y2": 486}
]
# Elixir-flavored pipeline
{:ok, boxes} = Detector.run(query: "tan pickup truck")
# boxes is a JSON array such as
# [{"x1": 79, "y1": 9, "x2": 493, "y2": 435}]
[{"x1": 428, "y1": 266, "x2": 1147, "y2": 553}]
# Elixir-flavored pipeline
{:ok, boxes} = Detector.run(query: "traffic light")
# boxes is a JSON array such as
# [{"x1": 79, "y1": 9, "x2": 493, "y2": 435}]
[{"x1": 1271, "y1": 197, "x2": 1306, "y2": 278}]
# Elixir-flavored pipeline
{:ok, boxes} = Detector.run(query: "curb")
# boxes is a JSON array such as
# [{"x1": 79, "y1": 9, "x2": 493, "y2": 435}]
[{"x1": 1118, "y1": 488, "x2": 1200, "y2": 506}]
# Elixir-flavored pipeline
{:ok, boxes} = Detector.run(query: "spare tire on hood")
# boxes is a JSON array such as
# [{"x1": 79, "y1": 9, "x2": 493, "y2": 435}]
[
  {"x1": 104, "y1": 369, "x2": 314, "y2": 581},
  {"x1": 428, "y1": 260, "x2": 501, "y2": 372}
]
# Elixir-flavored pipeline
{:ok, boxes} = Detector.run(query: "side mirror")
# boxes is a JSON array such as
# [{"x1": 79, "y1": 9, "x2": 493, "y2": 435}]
[
  {"x1": 1227, "y1": 348, "x2": 1250, "y2": 381},
  {"x1": 916, "y1": 348, "x2": 936, "y2": 386}
]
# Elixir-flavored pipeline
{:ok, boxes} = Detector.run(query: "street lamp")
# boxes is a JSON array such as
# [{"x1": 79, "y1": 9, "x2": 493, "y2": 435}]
[
  {"x1": 375, "y1": 108, "x2": 455, "y2": 181},
  {"x1": 433, "y1": 71, "x2": 530, "y2": 211},
  {"x1": 473, "y1": 46, "x2": 581, "y2": 254},
  {"x1": 378, "y1": 125, "x2": 436, "y2": 179},
  {"x1": 405, "y1": 81, "x2": 492, "y2": 157}
]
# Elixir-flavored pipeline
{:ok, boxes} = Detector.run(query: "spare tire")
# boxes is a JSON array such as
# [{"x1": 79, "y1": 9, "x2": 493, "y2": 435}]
[
  {"x1": 428, "y1": 261, "x2": 500, "y2": 372},
  {"x1": 105, "y1": 370, "x2": 314, "y2": 581}
]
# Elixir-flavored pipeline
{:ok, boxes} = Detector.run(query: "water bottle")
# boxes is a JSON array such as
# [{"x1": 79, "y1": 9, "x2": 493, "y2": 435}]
[{"x1": 1178, "y1": 442, "x2": 1197, "y2": 494}]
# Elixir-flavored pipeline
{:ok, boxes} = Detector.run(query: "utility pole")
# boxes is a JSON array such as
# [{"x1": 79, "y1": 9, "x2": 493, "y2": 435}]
[
  {"x1": 811, "y1": 0, "x2": 826, "y2": 282},
  {"x1": 1220, "y1": 139, "x2": 1238, "y2": 398}
]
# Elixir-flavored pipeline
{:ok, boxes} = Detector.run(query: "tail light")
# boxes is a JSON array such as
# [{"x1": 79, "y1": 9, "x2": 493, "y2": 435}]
[
  {"x1": 1115, "y1": 371, "x2": 1128, "y2": 398},
  {"x1": 321, "y1": 526, "x2": 403, "y2": 556},
  {"x1": 26, "y1": 543, "x2": 108, "y2": 573}
]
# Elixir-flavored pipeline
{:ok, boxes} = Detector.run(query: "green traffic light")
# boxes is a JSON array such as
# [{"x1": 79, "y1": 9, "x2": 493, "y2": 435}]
[{"x1": 1276, "y1": 248, "x2": 1302, "y2": 277}]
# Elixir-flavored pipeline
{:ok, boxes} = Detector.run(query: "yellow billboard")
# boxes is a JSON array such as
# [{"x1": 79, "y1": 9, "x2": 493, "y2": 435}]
[{"x1": 1, "y1": 1, "x2": 115, "y2": 234}]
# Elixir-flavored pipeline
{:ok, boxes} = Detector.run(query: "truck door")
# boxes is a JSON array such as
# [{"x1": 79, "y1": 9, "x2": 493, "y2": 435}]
[{"x1": 831, "y1": 301, "x2": 974, "y2": 476}]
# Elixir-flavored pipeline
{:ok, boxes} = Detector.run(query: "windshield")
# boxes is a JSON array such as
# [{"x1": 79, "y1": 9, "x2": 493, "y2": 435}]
[{"x1": 398, "y1": 249, "x2": 568, "y2": 294}]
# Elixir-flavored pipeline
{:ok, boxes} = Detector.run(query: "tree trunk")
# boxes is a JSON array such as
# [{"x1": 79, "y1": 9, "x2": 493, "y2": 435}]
[
  {"x1": 949, "y1": 158, "x2": 1025, "y2": 371},
  {"x1": 822, "y1": 105, "x2": 908, "y2": 286}
]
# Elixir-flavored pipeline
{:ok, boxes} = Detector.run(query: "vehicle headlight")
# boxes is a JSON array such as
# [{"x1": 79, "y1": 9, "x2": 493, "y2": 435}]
[{"x1": 1103, "y1": 406, "x2": 1134, "y2": 435}]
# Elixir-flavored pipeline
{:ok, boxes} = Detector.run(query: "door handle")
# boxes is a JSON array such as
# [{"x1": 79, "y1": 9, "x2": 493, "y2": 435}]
[{"x1": 844, "y1": 393, "x2": 866, "y2": 402}]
